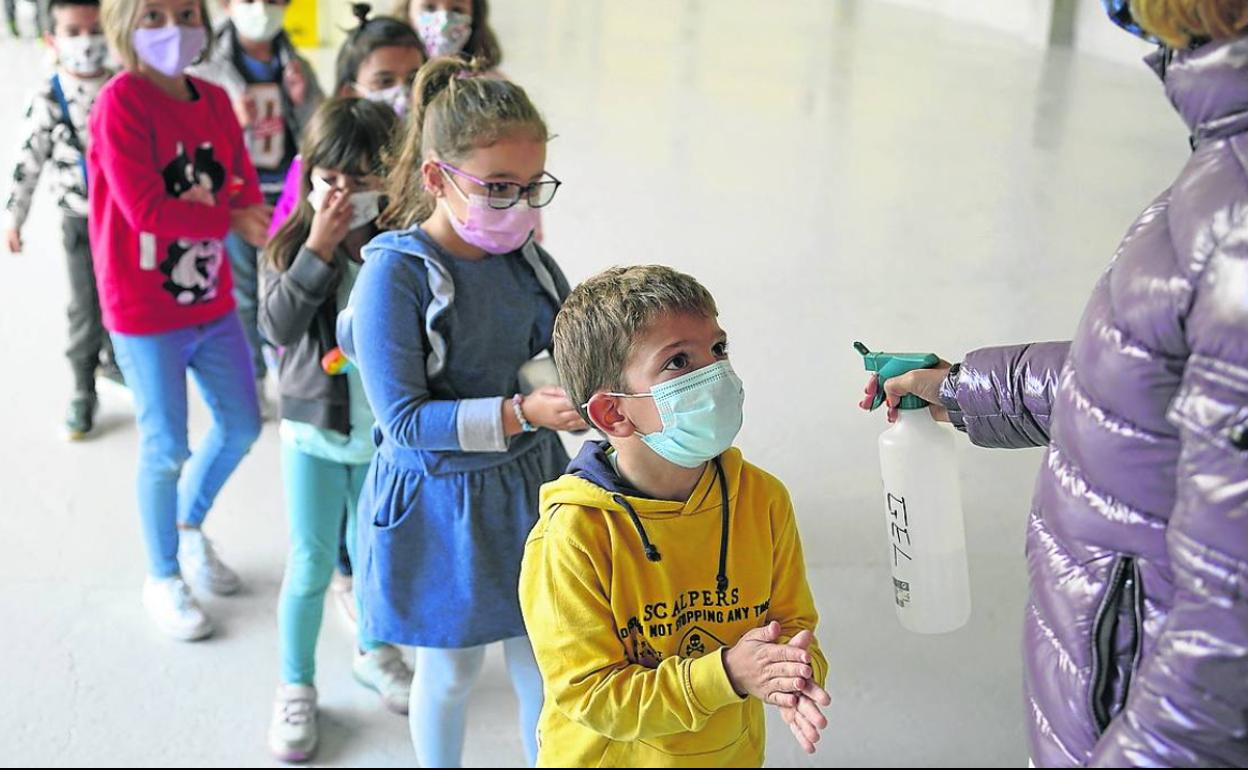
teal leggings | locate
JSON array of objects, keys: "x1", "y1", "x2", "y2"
[{"x1": 278, "y1": 444, "x2": 383, "y2": 685}]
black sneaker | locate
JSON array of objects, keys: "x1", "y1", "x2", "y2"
[{"x1": 65, "y1": 393, "x2": 98, "y2": 441}]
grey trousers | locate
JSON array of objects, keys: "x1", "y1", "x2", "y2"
[{"x1": 62, "y1": 214, "x2": 112, "y2": 394}]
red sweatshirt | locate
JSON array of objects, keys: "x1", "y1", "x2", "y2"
[{"x1": 88, "y1": 71, "x2": 263, "y2": 335}]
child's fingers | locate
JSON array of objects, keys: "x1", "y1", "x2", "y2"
[
  {"x1": 762, "y1": 661, "x2": 812, "y2": 682},
  {"x1": 760, "y1": 643, "x2": 811, "y2": 666},
  {"x1": 796, "y1": 693, "x2": 828, "y2": 729},
  {"x1": 327, "y1": 188, "x2": 351, "y2": 214},
  {"x1": 787, "y1": 629, "x2": 814, "y2": 649},
  {"x1": 788, "y1": 720, "x2": 815, "y2": 754},
  {"x1": 802, "y1": 679, "x2": 832, "y2": 707},
  {"x1": 551, "y1": 405, "x2": 580, "y2": 422},
  {"x1": 792, "y1": 708, "x2": 822, "y2": 743},
  {"x1": 789, "y1": 711, "x2": 820, "y2": 752},
  {"x1": 739, "y1": 621, "x2": 782, "y2": 645},
  {"x1": 766, "y1": 690, "x2": 799, "y2": 708},
  {"x1": 766, "y1": 676, "x2": 809, "y2": 695}
]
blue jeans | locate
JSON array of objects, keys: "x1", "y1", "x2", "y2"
[
  {"x1": 278, "y1": 444, "x2": 383, "y2": 685},
  {"x1": 409, "y1": 637, "x2": 543, "y2": 768},
  {"x1": 111, "y1": 315, "x2": 261, "y2": 578}
]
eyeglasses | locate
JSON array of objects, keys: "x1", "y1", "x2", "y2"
[{"x1": 436, "y1": 161, "x2": 561, "y2": 209}]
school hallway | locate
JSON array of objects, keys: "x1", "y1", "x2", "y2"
[{"x1": 0, "y1": 0, "x2": 1188, "y2": 766}]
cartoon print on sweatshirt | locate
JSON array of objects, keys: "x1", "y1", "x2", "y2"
[{"x1": 158, "y1": 142, "x2": 228, "y2": 305}]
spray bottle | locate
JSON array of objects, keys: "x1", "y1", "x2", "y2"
[{"x1": 855, "y1": 342, "x2": 971, "y2": 634}]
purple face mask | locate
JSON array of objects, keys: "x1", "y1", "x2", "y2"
[
  {"x1": 438, "y1": 164, "x2": 541, "y2": 254},
  {"x1": 132, "y1": 25, "x2": 207, "y2": 77}
]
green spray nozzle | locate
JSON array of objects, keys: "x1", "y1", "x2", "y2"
[{"x1": 855, "y1": 341, "x2": 940, "y2": 411}]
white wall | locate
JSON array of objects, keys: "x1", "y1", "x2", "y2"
[
  {"x1": 880, "y1": 0, "x2": 1157, "y2": 67},
  {"x1": 882, "y1": 0, "x2": 1056, "y2": 46},
  {"x1": 1071, "y1": 0, "x2": 1157, "y2": 64}
]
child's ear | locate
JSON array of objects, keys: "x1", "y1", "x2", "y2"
[
  {"x1": 420, "y1": 159, "x2": 445, "y2": 197},
  {"x1": 587, "y1": 393, "x2": 636, "y2": 439}
]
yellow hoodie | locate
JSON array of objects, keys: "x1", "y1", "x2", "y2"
[{"x1": 519, "y1": 444, "x2": 826, "y2": 768}]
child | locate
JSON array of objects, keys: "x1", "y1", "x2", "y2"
[
  {"x1": 4, "y1": 0, "x2": 117, "y2": 440},
  {"x1": 189, "y1": 0, "x2": 324, "y2": 416},
  {"x1": 519, "y1": 265, "x2": 832, "y2": 766},
  {"x1": 337, "y1": 56, "x2": 582, "y2": 767},
  {"x1": 396, "y1": 0, "x2": 501, "y2": 67},
  {"x1": 337, "y1": 3, "x2": 425, "y2": 114},
  {"x1": 267, "y1": 5, "x2": 424, "y2": 239},
  {"x1": 261, "y1": 5, "x2": 424, "y2": 629},
  {"x1": 258, "y1": 97, "x2": 413, "y2": 761},
  {"x1": 94, "y1": 0, "x2": 271, "y2": 639}
]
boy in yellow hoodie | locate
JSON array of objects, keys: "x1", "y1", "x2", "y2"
[{"x1": 519, "y1": 265, "x2": 830, "y2": 767}]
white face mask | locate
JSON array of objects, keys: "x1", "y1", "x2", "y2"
[
  {"x1": 231, "y1": 0, "x2": 286, "y2": 42},
  {"x1": 308, "y1": 176, "x2": 381, "y2": 231},
  {"x1": 360, "y1": 83, "x2": 409, "y2": 119},
  {"x1": 58, "y1": 34, "x2": 109, "y2": 75}
]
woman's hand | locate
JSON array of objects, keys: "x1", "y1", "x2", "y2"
[{"x1": 859, "y1": 360, "x2": 952, "y2": 423}]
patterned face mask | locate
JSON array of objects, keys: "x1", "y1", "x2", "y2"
[{"x1": 416, "y1": 9, "x2": 472, "y2": 58}]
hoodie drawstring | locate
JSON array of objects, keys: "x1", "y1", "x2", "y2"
[
  {"x1": 615, "y1": 494, "x2": 662, "y2": 562},
  {"x1": 713, "y1": 457, "x2": 730, "y2": 594},
  {"x1": 616, "y1": 458, "x2": 731, "y2": 593}
]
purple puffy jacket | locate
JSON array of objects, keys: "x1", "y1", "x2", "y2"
[{"x1": 938, "y1": 39, "x2": 1248, "y2": 767}]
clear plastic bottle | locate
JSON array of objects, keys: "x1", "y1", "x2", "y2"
[{"x1": 857, "y1": 343, "x2": 971, "y2": 634}]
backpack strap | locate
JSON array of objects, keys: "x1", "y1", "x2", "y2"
[{"x1": 49, "y1": 74, "x2": 87, "y2": 189}]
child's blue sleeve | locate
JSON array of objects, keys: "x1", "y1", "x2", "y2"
[{"x1": 338, "y1": 251, "x2": 506, "y2": 454}]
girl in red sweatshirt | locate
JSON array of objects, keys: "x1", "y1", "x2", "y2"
[{"x1": 92, "y1": 0, "x2": 272, "y2": 641}]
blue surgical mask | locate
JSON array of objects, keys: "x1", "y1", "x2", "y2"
[{"x1": 608, "y1": 361, "x2": 745, "y2": 469}]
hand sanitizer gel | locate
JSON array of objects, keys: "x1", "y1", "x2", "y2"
[{"x1": 856, "y1": 342, "x2": 971, "y2": 634}]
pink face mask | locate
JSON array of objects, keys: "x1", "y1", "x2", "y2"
[{"x1": 437, "y1": 162, "x2": 542, "y2": 254}]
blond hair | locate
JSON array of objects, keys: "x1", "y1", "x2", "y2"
[
  {"x1": 379, "y1": 56, "x2": 547, "y2": 229},
  {"x1": 101, "y1": 0, "x2": 213, "y2": 71},
  {"x1": 553, "y1": 266, "x2": 719, "y2": 421},
  {"x1": 1132, "y1": 0, "x2": 1248, "y2": 47}
]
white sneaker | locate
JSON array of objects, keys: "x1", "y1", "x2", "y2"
[
  {"x1": 268, "y1": 684, "x2": 318, "y2": 762},
  {"x1": 353, "y1": 646, "x2": 413, "y2": 715},
  {"x1": 178, "y1": 529, "x2": 242, "y2": 596},
  {"x1": 142, "y1": 576, "x2": 213, "y2": 641},
  {"x1": 329, "y1": 572, "x2": 358, "y2": 632}
]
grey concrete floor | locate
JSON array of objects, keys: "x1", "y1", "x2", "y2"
[{"x1": 0, "y1": 1, "x2": 1189, "y2": 766}]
